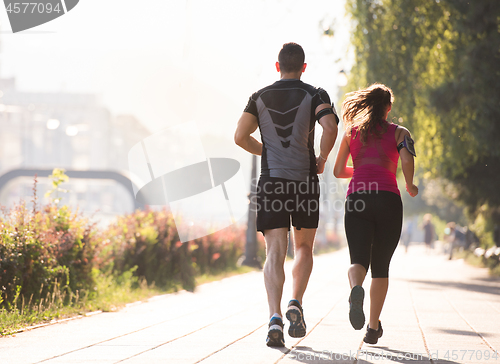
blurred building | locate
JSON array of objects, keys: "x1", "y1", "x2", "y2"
[
  {"x1": 0, "y1": 77, "x2": 150, "y2": 222},
  {"x1": 107, "y1": 114, "x2": 150, "y2": 171}
]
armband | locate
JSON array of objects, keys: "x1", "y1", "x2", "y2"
[
  {"x1": 397, "y1": 135, "x2": 416, "y2": 157},
  {"x1": 316, "y1": 105, "x2": 340, "y2": 125},
  {"x1": 315, "y1": 107, "x2": 334, "y2": 121}
]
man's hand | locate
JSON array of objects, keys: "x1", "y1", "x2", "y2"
[
  {"x1": 406, "y1": 183, "x2": 419, "y2": 197},
  {"x1": 316, "y1": 156, "x2": 326, "y2": 174}
]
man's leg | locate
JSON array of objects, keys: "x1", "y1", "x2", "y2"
[
  {"x1": 263, "y1": 227, "x2": 289, "y2": 318},
  {"x1": 284, "y1": 227, "x2": 315, "y2": 338},
  {"x1": 291, "y1": 227, "x2": 316, "y2": 304}
]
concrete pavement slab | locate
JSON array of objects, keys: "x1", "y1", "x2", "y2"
[{"x1": 1, "y1": 243, "x2": 498, "y2": 364}]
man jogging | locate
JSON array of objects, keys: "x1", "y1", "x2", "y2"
[{"x1": 234, "y1": 42, "x2": 338, "y2": 347}]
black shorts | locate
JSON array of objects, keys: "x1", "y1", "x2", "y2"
[{"x1": 255, "y1": 176, "x2": 320, "y2": 233}]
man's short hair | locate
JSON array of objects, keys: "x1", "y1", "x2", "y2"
[{"x1": 278, "y1": 43, "x2": 305, "y2": 73}]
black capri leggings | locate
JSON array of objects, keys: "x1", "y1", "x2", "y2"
[{"x1": 345, "y1": 191, "x2": 403, "y2": 278}]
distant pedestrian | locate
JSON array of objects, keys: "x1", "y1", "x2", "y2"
[
  {"x1": 446, "y1": 222, "x2": 466, "y2": 260},
  {"x1": 401, "y1": 220, "x2": 414, "y2": 253},
  {"x1": 464, "y1": 226, "x2": 479, "y2": 250},
  {"x1": 422, "y1": 214, "x2": 435, "y2": 251},
  {"x1": 334, "y1": 83, "x2": 418, "y2": 345}
]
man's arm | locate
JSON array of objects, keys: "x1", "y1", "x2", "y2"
[
  {"x1": 234, "y1": 112, "x2": 262, "y2": 156},
  {"x1": 315, "y1": 103, "x2": 338, "y2": 174}
]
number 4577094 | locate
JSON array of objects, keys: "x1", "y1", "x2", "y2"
[
  {"x1": 6, "y1": 2, "x2": 62, "y2": 14},
  {"x1": 443, "y1": 350, "x2": 499, "y2": 361}
]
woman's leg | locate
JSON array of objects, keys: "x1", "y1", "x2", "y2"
[
  {"x1": 348, "y1": 264, "x2": 367, "y2": 288},
  {"x1": 369, "y1": 278, "x2": 388, "y2": 330},
  {"x1": 369, "y1": 192, "x2": 403, "y2": 330},
  {"x1": 345, "y1": 193, "x2": 374, "y2": 329},
  {"x1": 345, "y1": 194, "x2": 373, "y2": 282}
]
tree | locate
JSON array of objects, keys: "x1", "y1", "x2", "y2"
[{"x1": 345, "y1": 0, "x2": 500, "y2": 244}]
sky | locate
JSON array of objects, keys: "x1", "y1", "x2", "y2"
[
  {"x1": 0, "y1": 0, "x2": 356, "y2": 225},
  {"x1": 0, "y1": 0, "x2": 351, "y2": 128},
  {"x1": 0, "y1": 0, "x2": 353, "y2": 179}
]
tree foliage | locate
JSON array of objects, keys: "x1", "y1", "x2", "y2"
[{"x1": 346, "y1": 0, "x2": 500, "y2": 238}]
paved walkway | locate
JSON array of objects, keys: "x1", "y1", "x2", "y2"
[{"x1": 1, "y1": 243, "x2": 499, "y2": 364}]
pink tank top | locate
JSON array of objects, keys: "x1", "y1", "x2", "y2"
[{"x1": 346, "y1": 122, "x2": 400, "y2": 196}]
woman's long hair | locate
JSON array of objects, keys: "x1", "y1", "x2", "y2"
[{"x1": 342, "y1": 83, "x2": 394, "y2": 144}]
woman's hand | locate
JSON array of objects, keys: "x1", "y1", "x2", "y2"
[{"x1": 406, "y1": 183, "x2": 418, "y2": 197}]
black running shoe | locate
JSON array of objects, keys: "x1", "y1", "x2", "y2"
[
  {"x1": 363, "y1": 321, "x2": 383, "y2": 344},
  {"x1": 349, "y1": 285, "x2": 365, "y2": 330},
  {"x1": 286, "y1": 299, "x2": 306, "y2": 338},
  {"x1": 266, "y1": 316, "x2": 285, "y2": 347}
]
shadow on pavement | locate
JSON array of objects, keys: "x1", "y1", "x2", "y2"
[
  {"x1": 288, "y1": 346, "x2": 370, "y2": 363},
  {"x1": 287, "y1": 345, "x2": 464, "y2": 363},
  {"x1": 437, "y1": 328, "x2": 494, "y2": 337},
  {"x1": 268, "y1": 346, "x2": 289, "y2": 354},
  {"x1": 408, "y1": 279, "x2": 500, "y2": 296},
  {"x1": 373, "y1": 346, "x2": 463, "y2": 364},
  {"x1": 471, "y1": 276, "x2": 500, "y2": 284}
]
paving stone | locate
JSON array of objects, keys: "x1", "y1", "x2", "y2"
[{"x1": 1, "y1": 244, "x2": 498, "y2": 364}]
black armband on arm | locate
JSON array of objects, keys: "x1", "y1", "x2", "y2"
[
  {"x1": 316, "y1": 107, "x2": 333, "y2": 121},
  {"x1": 397, "y1": 135, "x2": 417, "y2": 157},
  {"x1": 316, "y1": 106, "x2": 339, "y2": 125}
]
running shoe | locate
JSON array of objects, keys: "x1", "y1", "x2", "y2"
[
  {"x1": 286, "y1": 299, "x2": 306, "y2": 338},
  {"x1": 363, "y1": 321, "x2": 383, "y2": 344},
  {"x1": 349, "y1": 285, "x2": 365, "y2": 330},
  {"x1": 266, "y1": 316, "x2": 285, "y2": 347}
]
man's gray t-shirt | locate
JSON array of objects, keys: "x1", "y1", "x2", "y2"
[{"x1": 244, "y1": 79, "x2": 336, "y2": 181}]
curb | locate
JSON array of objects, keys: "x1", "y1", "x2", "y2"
[{"x1": 10, "y1": 310, "x2": 103, "y2": 335}]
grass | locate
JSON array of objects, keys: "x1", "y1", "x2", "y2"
[
  {"x1": 1, "y1": 237, "x2": 337, "y2": 336},
  {"x1": 0, "y1": 265, "x2": 261, "y2": 336},
  {"x1": 1, "y1": 272, "x2": 163, "y2": 336},
  {"x1": 454, "y1": 249, "x2": 500, "y2": 277},
  {"x1": 1, "y1": 282, "x2": 88, "y2": 336}
]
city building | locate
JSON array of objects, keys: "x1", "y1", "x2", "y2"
[{"x1": 0, "y1": 77, "x2": 150, "y2": 223}]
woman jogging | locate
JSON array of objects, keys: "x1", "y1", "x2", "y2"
[{"x1": 333, "y1": 83, "x2": 418, "y2": 344}]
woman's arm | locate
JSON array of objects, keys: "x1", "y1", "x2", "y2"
[
  {"x1": 333, "y1": 133, "x2": 353, "y2": 178},
  {"x1": 396, "y1": 127, "x2": 418, "y2": 197}
]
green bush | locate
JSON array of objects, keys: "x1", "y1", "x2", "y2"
[
  {"x1": 0, "y1": 202, "x2": 100, "y2": 309},
  {"x1": 1, "y1": 170, "x2": 250, "y2": 318},
  {"x1": 101, "y1": 209, "x2": 246, "y2": 292}
]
